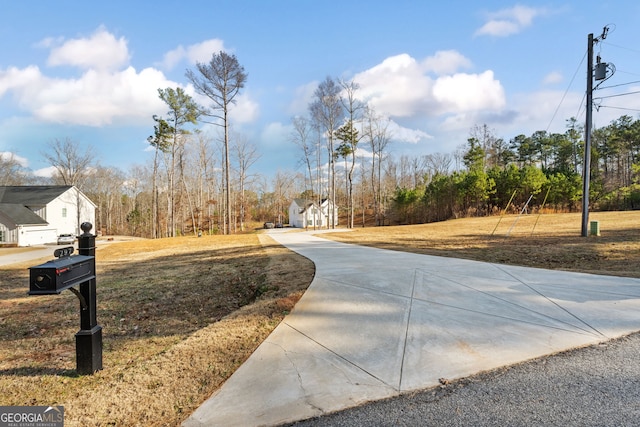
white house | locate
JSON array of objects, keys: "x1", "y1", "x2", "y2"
[
  {"x1": 0, "y1": 186, "x2": 96, "y2": 247},
  {"x1": 288, "y1": 198, "x2": 338, "y2": 229}
]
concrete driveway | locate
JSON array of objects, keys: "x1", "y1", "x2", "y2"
[{"x1": 184, "y1": 229, "x2": 640, "y2": 427}]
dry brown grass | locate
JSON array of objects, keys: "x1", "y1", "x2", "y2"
[
  {"x1": 0, "y1": 211, "x2": 639, "y2": 426},
  {"x1": 324, "y1": 211, "x2": 640, "y2": 278},
  {"x1": 0, "y1": 233, "x2": 314, "y2": 426}
]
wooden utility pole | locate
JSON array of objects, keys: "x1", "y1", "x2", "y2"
[
  {"x1": 581, "y1": 32, "x2": 594, "y2": 237},
  {"x1": 582, "y1": 26, "x2": 609, "y2": 237}
]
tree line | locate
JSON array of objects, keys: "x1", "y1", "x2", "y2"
[
  {"x1": 290, "y1": 75, "x2": 640, "y2": 228},
  {"x1": 2, "y1": 57, "x2": 639, "y2": 236},
  {"x1": 391, "y1": 117, "x2": 640, "y2": 225}
]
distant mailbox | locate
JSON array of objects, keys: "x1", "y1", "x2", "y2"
[{"x1": 29, "y1": 254, "x2": 95, "y2": 295}]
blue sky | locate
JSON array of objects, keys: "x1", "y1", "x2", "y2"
[{"x1": 1, "y1": 1, "x2": 639, "y2": 180}]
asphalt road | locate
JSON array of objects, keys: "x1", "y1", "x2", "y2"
[
  {"x1": 0, "y1": 238, "x2": 129, "y2": 267},
  {"x1": 0, "y1": 245, "x2": 62, "y2": 267},
  {"x1": 286, "y1": 331, "x2": 640, "y2": 426}
]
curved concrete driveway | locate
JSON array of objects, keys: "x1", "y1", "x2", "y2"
[{"x1": 184, "y1": 229, "x2": 640, "y2": 427}]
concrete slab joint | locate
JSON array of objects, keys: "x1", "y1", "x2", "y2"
[{"x1": 184, "y1": 229, "x2": 640, "y2": 427}]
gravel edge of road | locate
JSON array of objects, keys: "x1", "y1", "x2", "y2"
[{"x1": 285, "y1": 331, "x2": 640, "y2": 426}]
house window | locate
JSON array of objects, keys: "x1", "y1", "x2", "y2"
[
  {"x1": 62, "y1": 207, "x2": 67, "y2": 218},
  {"x1": 0, "y1": 230, "x2": 4, "y2": 242}
]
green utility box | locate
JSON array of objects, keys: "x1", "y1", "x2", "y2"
[{"x1": 590, "y1": 220, "x2": 600, "y2": 236}]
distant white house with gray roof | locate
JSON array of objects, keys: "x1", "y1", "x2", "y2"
[
  {"x1": 288, "y1": 198, "x2": 337, "y2": 229},
  {"x1": 0, "y1": 186, "x2": 96, "y2": 246}
]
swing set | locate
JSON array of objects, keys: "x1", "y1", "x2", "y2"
[{"x1": 490, "y1": 186, "x2": 551, "y2": 237}]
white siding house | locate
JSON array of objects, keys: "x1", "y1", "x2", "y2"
[
  {"x1": 0, "y1": 186, "x2": 96, "y2": 247},
  {"x1": 288, "y1": 199, "x2": 338, "y2": 229}
]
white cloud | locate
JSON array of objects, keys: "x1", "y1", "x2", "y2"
[
  {"x1": 421, "y1": 50, "x2": 472, "y2": 75},
  {"x1": 510, "y1": 85, "x2": 640, "y2": 137},
  {"x1": 230, "y1": 92, "x2": 260, "y2": 124},
  {"x1": 513, "y1": 90, "x2": 568, "y2": 125},
  {"x1": 285, "y1": 52, "x2": 504, "y2": 154},
  {"x1": 491, "y1": 89, "x2": 583, "y2": 138},
  {"x1": 0, "y1": 65, "x2": 42, "y2": 98},
  {"x1": 543, "y1": 71, "x2": 563, "y2": 85},
  {"x1": 188, "y1": 39, "x2": 227, "y2": 64},
  {"x1": 387, "y1": 120, "x2": 433, "y2": 144},
  {"x1": 476, "y1": 20, "x2": 520, "y2": 38},
  {"x1": 21, "y1": 66, "x2": 171, "y2": 126},
  {"x1": 1, "y1": 151, "x2": 29, "y2": 167},
  {"x1": 288, "y1": 81, "x2": 318, "y2": 115},
  {"x1": 33, "y1": 165, "x2": 57, "y2": 178},
  {"x1": 0, "y1": 64, "x2": 172, "y2": 126},
  {"x1": 160, "y1": 47, "x2": 187, "y2": 71},
  {"x1": 160, "y1": 38, "x2": 226, "y2": 69},
  {"x1": 433, "y1": 70, "x2": 505, "y2": 112},
  {"x1": 191, "y1": 89, "x2": 259, "y2": 125},
  {"x1": 353, "y1": 53, "x2": 505, "y2": 119},
  {"x1": 46, "y1": 26, "x2": 130, "y2": 71},
  {"x1": 475, "y1": 5, "x2": 546, "y2": 37},
  {"x1": 0, "y1": 27, "x2": 181, "y2": 127},
  {"x1": 1, "y1": 29, "x2": 242, "y2": 131},
  {"x1": 261, "y1": 121, "x2": 289, "y2": 147},
  {"x1": 354, "y1": 54, "x2": 434, "y2": 117}
]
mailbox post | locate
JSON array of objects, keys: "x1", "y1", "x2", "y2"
[
  {"x1": 28, "y1": 222, "x2": 102, "y2": 375},
  {"x1": 75, "y1": 222, "x2": 102, "y2": 375}
]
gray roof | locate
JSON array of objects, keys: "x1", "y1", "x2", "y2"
[
  {"x1": 0, "y1": 203, "x2": 48, "y2": 226},
  {"x1": 0, "y1": 186, "x2": 74, "y2": 227},
  {"x1": 0, "y1": 185, "x2": 73, "y2": 205},
  {"x1": 292, "y1": 198, "x2": 334, "y2": 210},
  {"x1": 293, "y1": 198, "x2": 315, "y2": 208}
]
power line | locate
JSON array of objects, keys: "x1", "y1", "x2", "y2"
[
  {"x1": 615, "y1": 69, "x2": 640, "y2": 78},
  {"x1": 575, "y1": 92, "x2": 587, "y2": 122},
  {"x1": 596, "y1": 105, "x2": 640, "y2": 113},
  {"x1": 602, "y1": 41, "x2": 640, "y2": 55},
  {"x1": 599, "y1": 80, "x2": 640, "y2": 90},
  {"x1": 595, "y1": 90, "x2": 640, "y2": 100},
  {"x1": 545, "y1": 48, "x2": 587, "y2": 133}
]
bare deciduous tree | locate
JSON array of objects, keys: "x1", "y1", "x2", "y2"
[
  {"x1": 191, "y1": 131, "x2": 218, "y2": 234},
  {"x1": 425, "y1": 152, "x2": 453, "y2": 177},
  {"x1": 42, "y1": 138, "x2": 95, "y2": 234},
  {"x1": 83, "y1": 165, "x2": 126, "y2": 235},
  {"x1": 338, "y1": 79, "x2": 364, "y2": 228},
  {"x1": 43, "y1": 137, "x2": 94, "y2": 188},
  {"x1": 231, "y1": 132, "x2": 260, "y2": 231},
  {"x1": 310, "y1": 76, "x2": 343, "y2": 228},
  {"x1": 0, "y1": 152, "x2": 30, "y2": 185},
  {"x1": 291, "y1": 116, "x2": 316, "y2": 195},
  {"x1": 362, "y1": 107, "x2": 392, "y2": 225}
]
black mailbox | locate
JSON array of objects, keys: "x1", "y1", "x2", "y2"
[
  {"x1": 29, "y1": 255, "x2": 95, "y2": 295},
  {"x1": 27, "y1": 224, "x2": 102, "y2": 375}
]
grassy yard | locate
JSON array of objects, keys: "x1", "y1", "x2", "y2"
[
  {"x1": 0, "y1": 233, "x2": 314, "y2": 426},
  {"x1": 326, "y1": 211, "x2": 640, "y2": 278},
  {"x1": 0, "y1": 211, "x2": 639, "y2": 425}
]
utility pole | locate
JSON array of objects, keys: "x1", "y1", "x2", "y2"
[
  {"x1": 582, "y1": 26, "x2": 609, "y2": 237},
  {"x1": 581, "y1": 32, "x2": 594, "y2": 237}
]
